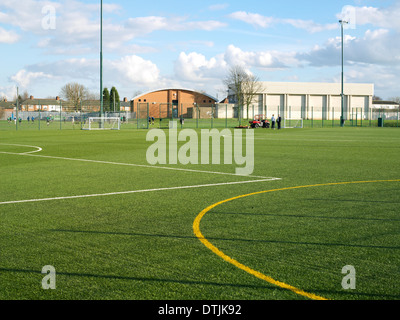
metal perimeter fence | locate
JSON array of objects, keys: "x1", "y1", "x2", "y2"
[{"x1": 1, "y1": 101, "x2": 399, "y2": 131}]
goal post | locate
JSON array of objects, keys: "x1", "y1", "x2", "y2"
[
  {"x1": 284, "y1": 118, "x2": 303, "y2": 129},
  {"x1": 82, "y1": 117, "x2": 121, "y2": 130}
]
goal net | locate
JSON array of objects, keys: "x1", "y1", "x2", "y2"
[
  {"x1": 284, "y1": 118, "x2": 303, "y2": 128},
  {"x1": 82, "y1": 117, "x2": 121, "y2": 130}
]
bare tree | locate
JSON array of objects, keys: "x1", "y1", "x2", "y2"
[
  {"x1": 60, "y1": 83, "x2": 90, "y2": 111},
  {"x1": 389, "y1": 97, "x2": 400, "y2": 104},
  {"x1": 223, "y1": 65, "x2": 262, "y2": 123},
  {"x1": 133, "y1": 90, "x2": 143, "y2": 98},
  {"x1": 22, "y1": 90, "x2": 30, "y2": 101},
  {"x1": 223, "y1": 65, "x2": 246, "y2": 107},
  {"x1": 242, "y1": 73, "x2": 262, "y2": 119}
]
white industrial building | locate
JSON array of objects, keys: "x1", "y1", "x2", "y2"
[{"x1": 228, "y1": 81, "x2": 374, "y2": 120}]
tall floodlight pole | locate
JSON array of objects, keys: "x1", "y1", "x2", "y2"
[
  {"x1": 339, "y1": 20, "x2": 348, "y2": 127},
  {"x1": 16, "y1": 86, "x2": 19, "y2": 131},
  {"x1": 100, "y1": 0, "x2": 103, "y2": 117}
]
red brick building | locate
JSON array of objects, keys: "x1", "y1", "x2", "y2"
[{"x1": 132, "y1": 88, "x2": 218, "y2": 119}]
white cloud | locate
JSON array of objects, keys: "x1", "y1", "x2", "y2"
[
  {"x1": 229, "y1": 11, "x2": 273, "y2": 29},
  {"x1": 174, "y1": 51, "x2": 228, "y2": 82},
  {"x1": 10, "y1": 69, "x2": 54, "y2": 88},
  {"x1": 229, "y1": 11, "x2": 338, "y2": 33},
  {"x1": 174, "y1": 45, "x2": 298, "y2": 86},
  {"x1": 110, "y1": 55, "x2": 161, "y2": 86},
  {"x1": 351, "y1": 5, "x2": 400, "y2": 31},
  {"x1": 125, "y1": 16, "x2": 226, "y2": 33},
  {"x1": 0, "y1": 27, "x2": 19, "y2": 43},
  {"x1": 298, "y1": 28, "x2": 400, "y2": 67},
  {"x1": 125, "y1": 16, "x2": 169, "y2": 35},
  {"x1": 224, "y1": 45, "x2": 294, "y2": 69},
  {"x1": 282, "y1": 19, "x2": 337, "y2": 33},
  {"x1": 208, "y1": 3, "x2": 229, "y2": 11},
  {"x1": 7, "y1": 54, "x2": 162, "y2": 96},
  {"x1": 0, "y1": 0, "x2": 61, "y2": 33},
  {"x1": 0, "y1": 0, "x2": 226, "y2": 55},
  {"x1": 8, "y1": 51, "x2": 228, "y2": 100},
  {"x1": 0, "y1": 85, "x2": 17, "y2": 100}
]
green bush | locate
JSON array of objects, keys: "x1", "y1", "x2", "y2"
[{"x1": 384, "y1": 120, "x2": 400, "y2": 127}]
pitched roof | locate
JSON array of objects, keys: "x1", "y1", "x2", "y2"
[
  {"x1": 21, "y1": 98, "x2": 64, "y2": 105},
  {"x1": 0, "y1": 101, "x2": 16, "y2": 108},
  {"x1": 373, "y1": 100, "x2": 399, "y2": 105}
]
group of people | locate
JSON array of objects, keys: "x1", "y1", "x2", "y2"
[
  {"x1": 147, "y1": 117, "x2": 185, "y2": 126},
  {"x1": 7, "y1": 117, "x2": 24, "y2": 124},
  {"x1": 7, "y1": 116, "x2": 56, "y2": 125},
  {"x1": 270, "y1": 114, "x2": 282, "y2": 130}
]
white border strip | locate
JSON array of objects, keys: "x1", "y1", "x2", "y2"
[{"x1": 0, "y1": 178, "x2": 279, "y2": 205}]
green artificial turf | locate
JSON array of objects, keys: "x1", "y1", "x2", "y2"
[{"x1": 0, "y1": 126, "x2": 399, "y2": 300}]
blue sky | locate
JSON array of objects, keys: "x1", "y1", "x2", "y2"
[{"x1": 1, "y1": 0, "x2": 399, "y2": 100}]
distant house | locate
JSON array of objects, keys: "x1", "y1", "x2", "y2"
[
  {"x1": 15, "y1": 95, "x2": 132, "y2": 113},
  {"x1": 120, "y1": 97, "x2": 132, "y2": 112},
  {"x1": 82, "y1": 97, "x2": 131, "y2": 112},
  {"x1": 0, "y1": 99, "x2": 17, "y2": 120},
  {"x1": 21, "y1": 96, "x2": 63, "y2": 111},
  {"x1": 371, "y1": 101, "x2": 400, "y2": 120},
  {"x1": 372, "y1": 100, "x2": 400, "y2": 110},
  {"x1": 0, "y1": 98, "x2": 16, "y2": 110}
]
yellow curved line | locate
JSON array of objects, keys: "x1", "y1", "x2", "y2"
[{"x1": 193, "y1": 180, "x2": 400, "y2": 300}]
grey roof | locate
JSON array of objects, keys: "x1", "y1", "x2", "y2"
[
  {"x1": 0, "y1": 101, "x2": 16, "y2": 108},
  {"x1": 21, "y1": 98, "x2": 64, "y2": 105},
  {"x1": 373, "y1": 100, "x2": 399, "y2": 105}
]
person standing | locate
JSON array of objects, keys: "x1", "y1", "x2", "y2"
[
  {"x1": 277, "y1": 114, "x2": 282, "y2": 130},
  {"x1": 271, "y1": 114, "x2": 276, "y2": 130}
]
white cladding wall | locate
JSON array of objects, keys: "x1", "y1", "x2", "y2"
[{"x1": 252, "y1": 82, "x2": 374, "y2": 120}]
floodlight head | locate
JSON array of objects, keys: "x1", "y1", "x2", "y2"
[{"x1": 339, "y1": 20, "x2": 349, "y2": 24}]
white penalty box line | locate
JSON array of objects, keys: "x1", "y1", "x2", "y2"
[{"x1": 0, "y1": 149, "x2": 281, "y2": 205}]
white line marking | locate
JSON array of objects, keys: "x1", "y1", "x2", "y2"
[
  {"x1": 253, "y1": 138, "x2": 356, "y2": 142},
  {"x1": 0, "y1": 143, "x2": 282, "y2": 205},
  {"x1": 0, "y1": 143, "x2": 43, "y2": 154},
  {"x1": 0, "y1": 178, "x2": 280, "y2": 205},
  {"x1": 0, "y1": 151, "x2": 276, "y2": 180}
]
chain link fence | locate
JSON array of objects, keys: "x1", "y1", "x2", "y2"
[{"x1": 1, "y1": 100, "x2": 399, "y2": 131}]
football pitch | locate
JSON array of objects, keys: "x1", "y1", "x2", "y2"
[{"x1": 0, "y1": 126, "x2": 399, "y2": 300}]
